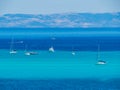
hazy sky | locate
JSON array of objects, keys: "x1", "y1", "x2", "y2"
[{"x1": 0, "y1": 0, "x2": 120, "y2": 14}]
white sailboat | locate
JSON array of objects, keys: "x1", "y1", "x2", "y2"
[
  {"x1": 96, "y1": 44, "x2": 106, "y2": 65},
  {"x1": 24, "y1": 45, "x2": 38, "y2": 56},
  {"x1": 49, "y1": 46, "x2": 55, "y2": 52},
  {"x1": 24, "y1": 45, "x2": 30, "y2": 55},
  {"x1": 72, "y1": 51, "x2": 76, "y2": 55},
  {"x1": 71, "y1": 46, "x2": 76, "y2": 55},
  {"x1": 9, "y1": 37, "x2": 17, "y2": 54},
  {"x1": 25, "y1": 51, "x2": 38, "y2": 56}
]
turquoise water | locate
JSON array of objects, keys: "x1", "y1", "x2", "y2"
[
  {"x1": 0, "y1": 49, "x2": 120, "y2": 80},
  {"x1": 0, "y1": 28, "x2": 120, "y2": 89}
]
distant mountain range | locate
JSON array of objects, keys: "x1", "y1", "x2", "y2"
[{"x1": 0, "y1": 13, "x2": 120, "y2": 28}]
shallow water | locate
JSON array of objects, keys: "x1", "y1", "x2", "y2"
[{"x1": 0, "y1": 49, "x2": 120, "y2": 79}]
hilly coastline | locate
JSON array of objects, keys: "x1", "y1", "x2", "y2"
[{"x1": 0, "y1": 12, "x2": 120, "y2": 28}]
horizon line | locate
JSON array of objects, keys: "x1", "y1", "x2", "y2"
[{"x1": 1, "y1": 11, "x2": 120, "y2": 15}]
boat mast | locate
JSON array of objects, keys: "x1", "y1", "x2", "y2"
[
  {"x1": 10, "y1": 37, "x2": 14, "y2": 51},
  {"x1": 24, "y1": 44, "x2": 28, "y2": 52},
  {"x1": 97, "y1": 44, "x2": 100, "y2": 61}
]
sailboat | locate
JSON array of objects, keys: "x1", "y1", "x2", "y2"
[
  {"x1": 49, "y1": 46, "x2": 55, "y2": 52},
  {"x1": 25, "y1": 51, "x2": 38, "y2": 56},
  {"x1": 96, "y1": 44, "x2": 106, "y2": 65},
  {"x1": 71, "y1": 46, "x2": 76, "y2": 55},
  {"x1": 72, "y1": 51, "x2": 76, "y2": 55},
  {"x1": 24, "y1": 45, "x2": 38, "y2": 56},
  {"x1": 9, "y1": 37, "x2": 17, "y2": 54}
]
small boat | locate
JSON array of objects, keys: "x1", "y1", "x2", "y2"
[
  {"x1": 49, "y1": 46, "x2": 55, "y2": 52},
  {"x1": 24, "y1": 45, "x2": 38, "y2": 56},
  {"x1": 71, "y1": 46, "x2": 76, "y2": 55},
  {"x1": 97, "y1": 60, "x2": 106, "y2": 65},
  {"x1": 96, "y1": 44, "x2": 106, "y2": 65},
  {"x1": 25, "y1": 52, "x2": 38, "y2": 56},
  {"x1": 9, "y1": 37, "x2": 17, "y2": 54},
  {"x1": 10, "y1": 50, "x2": 17, "y2": 54},
  {"x1": 72, "y1": 51, "x2": 76, "y2": 55}
]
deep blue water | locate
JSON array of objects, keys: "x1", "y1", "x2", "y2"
[
  {"x1": 0, "y1": 79, "x2": 120, "y2": 90},
  {"x1": 0, "y1": 28, "x2": 120, "y2": 51}
]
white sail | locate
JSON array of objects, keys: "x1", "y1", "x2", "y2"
[{"x1": 49, "y1": 46, "x2": 55, "y2": 52}]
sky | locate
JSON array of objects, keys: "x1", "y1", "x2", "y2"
[{"x1": 0, "y1": 0, "x2": 120, "y2": 14}]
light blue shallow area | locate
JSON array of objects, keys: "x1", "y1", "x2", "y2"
[{"x1": 0, "y1": 49, "x2": 120, "y2": 80}]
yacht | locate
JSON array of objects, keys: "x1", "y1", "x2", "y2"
[
  {"x1": 97, "y1": 60, "x2": 106, "y2": 65},
  {"x1": 72, "y1": 51, "x2": 76, "y2": 55},
  {"x1": 96, "y1": 44, "x2": 106, "y2": 65},
  {"x1": 49, "y1": 46, "x2": 55, "y2": 52},
  {"x1": 24, "y1": 45, "x2": 38, "y2": 56},
  {"x1": 25, "y1": 51, "x2": 38, "y2": 56},
  {"x1": 71, "y1": 46, "x2": 76, "y2": 55},
  {"x1": 10, "y1": 50, "x2": 17, "y2": 54},
  {"x1": 9, "y1": 37, "x2": 17, "y2": 54}
]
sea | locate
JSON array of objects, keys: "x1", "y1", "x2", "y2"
[{"x1": 0, "y1": 28, "x2": 120, "y2": 90}]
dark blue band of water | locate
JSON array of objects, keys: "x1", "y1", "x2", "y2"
[
  {"x1": 0, "y1": 28, "x2": 120, "y2": 51},
  {"x1": 0, "y1": 78, "x2": 120, "y2": 90}
]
